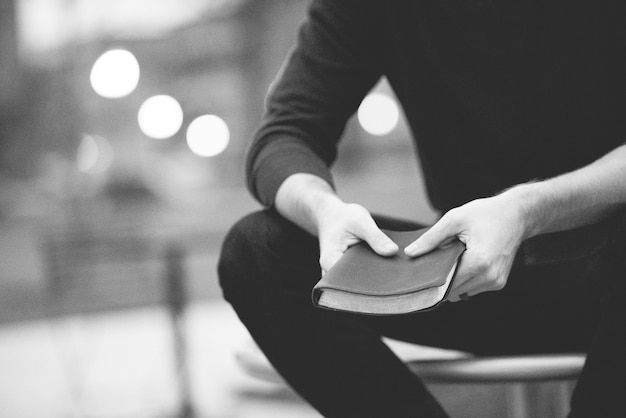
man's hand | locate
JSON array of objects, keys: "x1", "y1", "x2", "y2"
[
  {"x1": 404, "y1": 194, "x2": 528, "y2": 302},
  {"x1": 274, "y1": 173, "x2": 398, "y2": 275},
  {"x1": 317, "y1": 201, "x2": 398, "y2": 275}
]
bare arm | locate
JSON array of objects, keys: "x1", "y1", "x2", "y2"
[
  {"x1": 510, "y1": 144, "x2": 626, "y2": 237},
  {"x1": 406, "y1": 143, "x2": 626, "y2": 301}
]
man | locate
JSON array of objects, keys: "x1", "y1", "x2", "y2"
[{"x1": 219, "y1": 1, "x2": 626, "y2": 416}]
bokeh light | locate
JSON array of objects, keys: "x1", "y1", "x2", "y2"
[
  {"x1": 77, "y1": 134, "x2": 114, "y2": 174},
  {"x1": 137, "y1": 95, "x2": 184, "y2": 140},
  {"x1": 90, "y1": 49, "x2": 140, "y2": 98},
  {"x1": 186, "y1": 115, "x2": 230, "y2": 157},
  {"x1": 357, "y1": 92, "x2": 400, "y2": 136}
]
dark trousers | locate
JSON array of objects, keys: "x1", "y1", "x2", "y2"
[{"x1": 218, "y1": 210, "x2": 625, "y2": 417}]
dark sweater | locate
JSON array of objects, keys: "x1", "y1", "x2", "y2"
[{"x1": 246, "y1": 0, "x2": 625, "y2": 212}]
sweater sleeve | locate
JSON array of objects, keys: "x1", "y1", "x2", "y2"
[{"x1": 246, "y1": 0, "x2": 385, "y2": 207}]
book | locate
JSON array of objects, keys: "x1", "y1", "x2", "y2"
[{"x1": 312, "y1": 228, "x2": 465, "y2": 315}]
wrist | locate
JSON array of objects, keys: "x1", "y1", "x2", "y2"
[
  {"x1": 499, "y1": 182, "x2": 547, "y2": 240},
  {"x1": 275, "y1": 173, "x2": 342, "y2": 235},
  {"x1": 310, "y1": 190, "x2": 345, "y2": 231}
]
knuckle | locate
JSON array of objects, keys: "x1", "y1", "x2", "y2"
[
  {"x1": 444, "y1": 206, "x2": 465, "y2": 223},
  {"x1": 472, "y1": 253, "x2": 491, "y2": 272},
  {"x1": 444, "y1": 206, "x2": 460, "y2": 217},
  {"x1": 441, "y1": 208, "x2": 459, "y2": 225},
  {"x1": 478, "y1": 267, "x2": 497, "y2": 286},
  {"x1": 494, "y1": 276, "x2": 507, "y2": 290},
  {"x1": 486, "y1": 272, "x2": 506, "y2": 290}
]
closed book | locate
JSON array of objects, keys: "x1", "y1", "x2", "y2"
[{"x1": 312, "y1": 228, "x2": 465, "y2": 315}]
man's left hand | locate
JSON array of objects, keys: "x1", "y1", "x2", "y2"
[{"x1": 404, "y1": 194, "x2": 528, "y2": 302}]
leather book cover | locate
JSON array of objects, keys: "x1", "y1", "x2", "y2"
[{"x1": 312, "y1": 228, "x2": 465, "y2": 315}]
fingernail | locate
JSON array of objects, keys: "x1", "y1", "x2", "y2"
[{"x1": 383, "y1": 242, "x2": 397, "y2": 252}]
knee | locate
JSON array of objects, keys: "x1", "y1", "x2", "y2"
[
  {"x1": 217, "y1": 210, "x2": 319, "y2": 301},
  {"x1": 219, "y1": 210, "x2": 296, "y2": 271},
  {"x1": 218, "y1": 211, "x2": 264, "y2": 267},
  {"x1": 218, "y1": 211, "x2": 268, "y2": 298}
]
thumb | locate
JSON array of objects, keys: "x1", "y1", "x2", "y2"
[
  {"x1": 404, "y1": 218, "x2": 457, "y2": 257},
  {"x1": 356, "y1": 221, "x2": 399, "y2": 257}
]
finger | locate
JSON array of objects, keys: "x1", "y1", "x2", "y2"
[
  {"x1": 447, "y1": 293, "x2": 466, "y2": 303},
  {"x1": 446, "y1": 271, "x2": 476, "y2": 302},
  {"x1": 448, "y1": 283, "x2": 477, "y2": 302},
  {"x1": 448, "y1": 277, "x2": 495, "y2": 302},
  {"x1": 404, "y1": 216, "x2": 458, "y2": 257},
  {"x1": 354, "y1": 219, "x2": 399, "y2": 256},
  {"x1": 319, "y1": 247, "x2": 345, "y2": 274}
]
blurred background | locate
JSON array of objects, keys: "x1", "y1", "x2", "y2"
[{"x1": 0, "y1": 0, "x2": 444, "y2": 416}]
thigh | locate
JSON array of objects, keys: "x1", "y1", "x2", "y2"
[
  {"x1": 224, "y1": 210, "x2": 607, "y2": 356},
  {"x1": 219, "y1": 209, "x2": 322, "y2": 295},
  {"x1": 358, "y1": 243, "x2": 611, "y2": 356},
  {"x1": 222, "y1": 211, "x2": 425, "y2": 295}
]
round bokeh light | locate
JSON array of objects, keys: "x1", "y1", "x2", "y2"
[
  {"x1": 357, "y1": 92, "x2": 400, "y2": 136},
  {"x1": 77, "y1": 134, "x2": 114, "y2": 174},
  {"x1": 90, "y1": 49, "x2": 140, "y2": 98},
  {"x1": 137, "y1": 95, "x2": 184, "y2": 140},
  {"x1": 186, "y1": 114, "x2": 230, "y2": 157}
]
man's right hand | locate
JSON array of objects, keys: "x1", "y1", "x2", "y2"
[
  {"x1": 316, "y1": 201, "x2": 398, "y2": 275},
  {"x1": 275, "y1": 173, "x2": 398, "y2": 275}
]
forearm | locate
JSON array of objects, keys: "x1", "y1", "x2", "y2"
[
  {"x1": 245, "y1": 0, "x2": 384, "y2": 207},
  {"x1": 503, "y1": 144, "x2": 626, "y2": 239},
  {"x1": 406, "y1": 144, "x2": 626, "y2": 301},
  {"x1": 275, "y1": 173, "x2": 343, "y2": 236}
]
